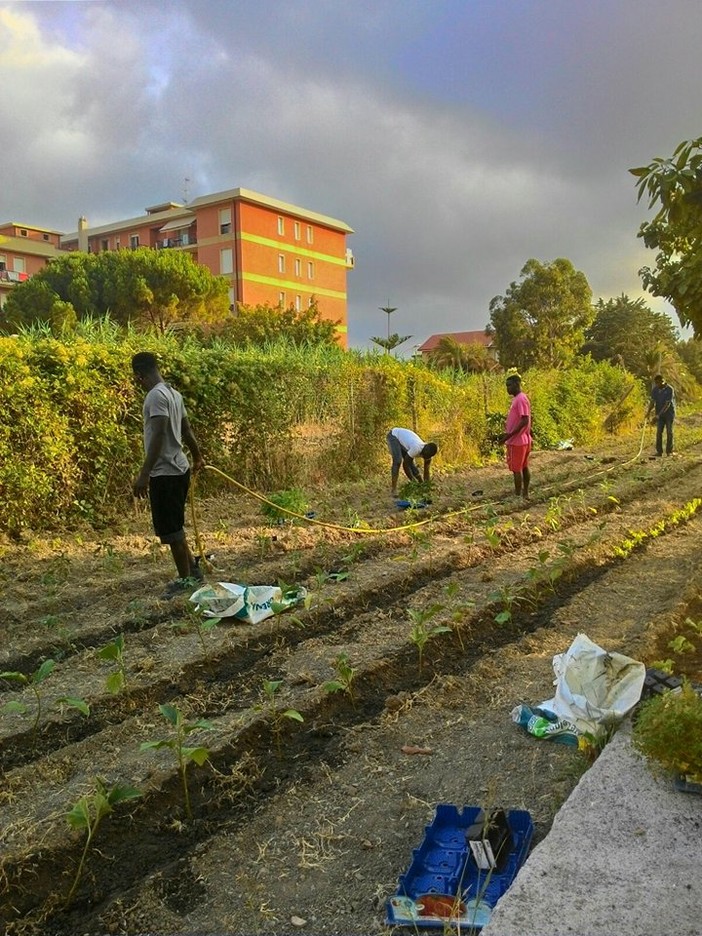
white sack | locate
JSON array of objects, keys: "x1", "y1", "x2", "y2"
[
  {"x1": 540, "y1": 633, "x2": 645, "y2": 737},
  {"x1": 189, "y1": 582, "x2": 306, "y2": 624}
]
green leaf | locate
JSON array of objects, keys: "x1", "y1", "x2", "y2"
[
  {"x1": 190, "y1": 718, "x2": 215, "y2": 731},
  {"x1": 57, "y1": 696, "x2": 90, "y2": 716},
  {"x1": 159, "y1": 703, "x2": 179, "y2": 726},
  {"x1": 66, "y1": 798, "x2": 91, "y2": 830},
  {"x1": 34, "y1": 659, "x2": 56, "y2": 684},
  {"x1": 106, "y1": 671, "x2": 124, "y2": 694},
  {"x1": 140, "y1": 739, "x2": 173, "y2": 752},
  {"x1": 323, "y1": 680, "x2": 345, "y2": 694},
  {"x1": 0, "y1": 671, "x2": 27, "y2": 685},
  {"x1": 182, "y1": 746, "x2": 211, "y2": 766},
  {"x1": 2, "y1": 701, "x2": 28, "y2": 715},
  {"x1": 495, "y1": 611, "x2": 512, "y2": 625},
  {"x1": 283, "y1": 709, "x2": 304, "y2": 723},
  {"x1": 98, "y1": 643, "x2": 120, "y2": 662},
  {"x1": 107, "y1": 783, "x2": 141, "y2": 806},
  {"x1": 629, "y1": 167, "x2": 651, "y2": 177}
]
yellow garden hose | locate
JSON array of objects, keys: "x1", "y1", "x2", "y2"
[{"x1": 188, "y1": 420, "x2": 651, "y2": 566}]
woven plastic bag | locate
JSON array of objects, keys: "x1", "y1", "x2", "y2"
[
  {"x1": 539, "y1": 633, "x2": 645, "y2": 738},
  {"x1": 189, "y1": 582, "x2": 306, "y2": 624}
]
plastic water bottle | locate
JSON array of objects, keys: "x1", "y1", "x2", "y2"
[{"x1": 511, "y1": 704, "x2": 580, "y2": 746}]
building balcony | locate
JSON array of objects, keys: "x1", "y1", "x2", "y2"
[
  {"x1": 0, "y1": 269, "x2": 29, "y2": 283},
  {"x1": 157, "y1": 236, "x2": 198, "y2": 249},
  {"x1": 345, "y1": 248, "x2": 355, "y2": 268}
]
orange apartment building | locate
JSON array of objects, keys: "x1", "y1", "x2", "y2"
[
  {"x1": 0, "y1": 222, "x2": 64, "y2": 309},
  {"x1": 61, "y1": 188, "x2": 355, "y2": 345}
]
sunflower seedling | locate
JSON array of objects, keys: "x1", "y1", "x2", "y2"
[
  {"x1": 408, "y1": 605, "x2": 450, "y2": 671},
  {"x1": 97, "y1": 634, "x2": 128, "y2": 694},
  {"x1": 1, "y1": 659, "x2": 56, "y2": 734},
  {"x1": 323, "y1": 652, "x2": 357, "y2": 704},
  {"x1": 65, "y1": 777, "x2": 141, "y2": 906},
  {"x1": 141, "y1": 703, "x2": 214, "y2": 820},
  {"x1": 171, "y1": 606, "x2": 221, "y2": 661},
  {"x1": 256, "y1": 679, "x2": 304, "y2": 754}
]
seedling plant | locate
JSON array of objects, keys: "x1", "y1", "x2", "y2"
[
  {"x1": 256, "y1": 679, "x2": 304, "y2": 754},
  {"x1": 322, "y1": 652, "x2": 357, "y2": 704},
  {"x1": 171, "y1": 606, "x2": 222, "y2": 660},
  {"x1": 65, "y1": 778, "x2": 141, "y2": 906},
  {"x1": 97, "y1": 634, "x2": 128, "y2": 694},
  {"x1": 141, "y1": 703, "x2": 214, "y2": 820},
  {"x1": 408, "y1": 604, "x2": 451, "y2": 671},
  {"x1": 0, "y1": 659, "x2": 86, "y2": 733}
]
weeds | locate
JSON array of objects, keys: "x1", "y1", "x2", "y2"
[
  {"x1": 65, "y1": 778, "x2": 141, "y2": 906},
  {"x1": 261, "y1": 489, "x2": 308, "y2": 524},
  {"x1": 140, "y1": 703, "x2": 214, "y2": 820}
]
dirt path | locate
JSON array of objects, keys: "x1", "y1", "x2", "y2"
[{"x1": 1, "y1": 423, "x2": 701, "y2": 935}]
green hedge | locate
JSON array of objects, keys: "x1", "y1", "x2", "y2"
[{"x1": 0, "y1": 330, "x2": 646, "y2": 534}]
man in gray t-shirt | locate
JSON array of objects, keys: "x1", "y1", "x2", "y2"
[{"x1": 132, "y1": 352, "x2": 205, "y2": 598}]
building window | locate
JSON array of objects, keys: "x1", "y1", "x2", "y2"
[
  {"x1": 130, "y1": 234, "x2": 139, "y2": 248},
  {"x1": 20, "y1": 229, "x2": 28, "y2": 237},
  {"x1": 295, "y1": 295, "x2": 301, "y2": 311},
  {"x1": 279, "y1": 291, "x2": 286, "y2": 306},
  {"x1": 307, "y1": 261, "x2": 314, "y2": 279},
  {"x1": 101, "y1": 239, "x2": 109, "y2": 251},
  {"x1": 308, "y1": 296, "x2": 315, "y2": 308},
  {"x1": 115, "y1": 237, "x2": 121, "y2": 249},
  {"x1": 294, "y1": 221, "x2": 301, "y2": 240},
  {"x1": 0, "y1": 255, "x2": 6, "y2": 271},
  {"x1": 219, "y1": 208, "x2": 232, "y2": 235},
  {"x1": 13, "y1": 257, "x2": 25, "y2": 273},
  {"x1": 43, "y1": 233, "x2": 50, "y2": 241},
  {"x1": 278, "y1": 254, "x2": 286, "y2": 273},
  {"x1": 306, "y1": 225, "x2": 313, "y2": 243},
  {"x1": 294, "y1": 258, "x2": 301, "y2": 277},
  {"x1": 220, "y1": 248, "x2": 233, "y2": 275},
  {"x1": 277, "y1": 216, "x2": 285, "y2": 235}
]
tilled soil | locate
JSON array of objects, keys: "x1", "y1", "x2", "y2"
[{"x1": 1, "y1": 422, "x2": 701, "y2": 936}]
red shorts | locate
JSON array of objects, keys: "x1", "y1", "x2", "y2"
[{"x1": 506, "y1": 442, "x2": 531, "y2": 472}]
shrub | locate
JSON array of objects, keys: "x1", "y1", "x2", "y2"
[{"x1": 633, "y1": 683, "x2": 702, "y2": 782}]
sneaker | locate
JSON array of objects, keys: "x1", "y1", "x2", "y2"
[{"x1": 160, "y1": 577, "x2": 201, "y2": 600}]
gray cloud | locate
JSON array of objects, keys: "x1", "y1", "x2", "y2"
[{"x1": 1, "y1": 0, "x2": 698, "y2": 346}]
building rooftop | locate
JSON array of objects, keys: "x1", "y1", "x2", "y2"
[{"x1": 417, "y1": 330, "x2": 493, "y2": 353}]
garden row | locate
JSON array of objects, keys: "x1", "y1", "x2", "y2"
[{"x1": 1, "y1": 440, "x2": 701, "y2": 933}]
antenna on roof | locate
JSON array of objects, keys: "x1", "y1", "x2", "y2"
[{"x1": 183, "y1": 176, "x2": 191, "y2": 204}]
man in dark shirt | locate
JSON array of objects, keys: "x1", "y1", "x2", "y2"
[{"x1": 646, "y1": 374, "x2": 676, "y2": 456}]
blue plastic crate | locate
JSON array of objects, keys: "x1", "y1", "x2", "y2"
[{"x1": 386, "y1": 804, "x2": 533, "y2": 930}]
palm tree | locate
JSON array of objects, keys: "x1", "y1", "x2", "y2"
[{"x1": 429, "y1": 336, "x2": 498, "y2": 373}]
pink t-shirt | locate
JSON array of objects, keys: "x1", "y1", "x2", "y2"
[{"x1": 505, "y1": 391, "x2": 531, "y2": 446}]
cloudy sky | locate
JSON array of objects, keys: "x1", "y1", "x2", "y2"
[{"x1": 2, "y1": 0, "x2": 699, "y2": 348}]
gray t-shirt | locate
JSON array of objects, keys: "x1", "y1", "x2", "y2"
[{"x1": 143, "y1": 382, "x2": 190, "y2": 476}]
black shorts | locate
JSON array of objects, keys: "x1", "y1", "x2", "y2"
[{"x1": 149, "y1": 470, "x2": 190, "y2": 544}]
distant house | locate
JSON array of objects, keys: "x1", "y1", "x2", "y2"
[
  {"x1": 0, "y1": 222, "x2": 63, "y2": 311},
  {"x1": 417, "y1": 329, "x2": 498, "y2": 360}
]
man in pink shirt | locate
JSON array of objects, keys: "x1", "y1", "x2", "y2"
[{"x1": 500, "y1": 374, "x2": 532, "y2": 500}]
